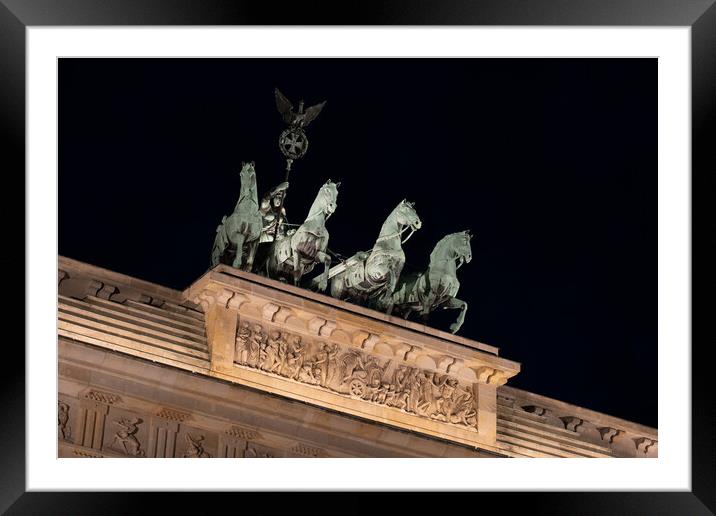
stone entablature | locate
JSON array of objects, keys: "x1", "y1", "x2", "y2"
[
  {"x1": 59, "y1": 337, "x2": 499, "y2": 458},
  {"x1": 57, "y1": 257, "x2": 657, "y2": 457},
  {"x1": 186, "y1": 265, "x2": 520, "y2": 451},
  {"x1": 496, "y1": 387, "x2": 658, "y2": 458}
]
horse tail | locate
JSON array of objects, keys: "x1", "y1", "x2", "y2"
[{"x1": 210, "y1": 218, "x2": 228, "y2": 267}]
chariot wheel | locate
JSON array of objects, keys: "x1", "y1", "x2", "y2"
[{"x1": 349, "y1": 379, "x2": 366, "y2": 398}]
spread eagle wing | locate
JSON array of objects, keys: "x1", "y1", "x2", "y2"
[
  {"x1": 274, "y1": 88, "x2": 294, "y2": 124},
  {"x1": 302, "y1": 100, "x2": 326, "y2": 127}
]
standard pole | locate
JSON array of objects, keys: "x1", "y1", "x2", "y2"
[{"x1": 272, "y1": 158, "x2": 293, "y2": 241}]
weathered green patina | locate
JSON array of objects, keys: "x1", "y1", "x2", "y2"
[
  {"x1": 210, "y1": 162, "x2": 262, "y2": 270},
  {"x1": 391, "y1": 231, "x2": 473, "y2": 333},
  {"x1": 261, "y1": 179, "x2": 339, "y2": 291},
  {"x1": 209, "y1": 89, "x2": 474, "y2": 334},
  {"x1": 327, "y1": 200, "x2": 421, "y2": 313}
]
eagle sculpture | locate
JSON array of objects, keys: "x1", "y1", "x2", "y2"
[{"x1": 275, "y1": 88, "x2": 326, "y2": 128}]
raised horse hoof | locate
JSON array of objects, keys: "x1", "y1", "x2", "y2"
[{"x1": 449, "y1": 323, "x2": 461, "y2": 334}]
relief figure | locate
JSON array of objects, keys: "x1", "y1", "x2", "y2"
[
  {"x1": 184, "y1": 433, "x2": 211, "y2": 458},
  {"x1": 236, "y1": 321, "x2": 252, "y2": 364},
  {"x1": 58, "y1": 401, "x2": 70, "y2": 440},
  {"x1": 112, "y1": 417, "x2": 144, "y2": 457},
  {"x1": 233, "y1": 322, "x2": 477, "y2": 429}
]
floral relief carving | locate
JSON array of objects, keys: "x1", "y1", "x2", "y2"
[
  {"x1": 73, "y1": 449, "x2": 103, "y2": 458},
  {"x1": 292, "y1": 443, "x2": 323, "y2": 457},
  {"x1": 226, "y1": 426, "x2": 259, "y2": 441},
  {"x1": 84, "y1": 390, "x2": 122, "y2": 405},
  {"x1": 156, "y1": 407, "x2": 192, "y2": 422},
  {"x1": 235, "y1": 321, "x2": 478, "y2": 429}
]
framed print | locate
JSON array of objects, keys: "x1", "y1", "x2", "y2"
[{"x1": 3, "y1": 0, "x2": 711, "y2": 513}]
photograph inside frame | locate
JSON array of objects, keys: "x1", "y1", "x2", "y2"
[{"x1": 57, "y1": 58, "x2": 657, "y2": 458}]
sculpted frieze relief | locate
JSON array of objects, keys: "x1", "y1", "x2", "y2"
[
  {"x1": 58, "y1": 401, "x2": 71, "y2": 441},
  {"x1": 244, "y1": 443, "x2": 275, "y2": 458},
  {"x1": 235, "y1": 321, "x2": 478, "y2": 429},
  {"x1": 188, "y1": 281, "x2": 518, "y2": 388},
  {"x1": 183, "y1": 433, "x2": 212, "y2": 458},
  {"x1": 111, "y1": 417, "x2": 145, "y2": 457}
]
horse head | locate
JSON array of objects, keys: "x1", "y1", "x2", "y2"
[
  {"x1": 239, "y1": 161, "x2": 257, "y2": 188},
  {"x1": 395, "y1": 199, "x2": 422, "y2": 232},
  {"x1": 453, "y1": 230, "x2": 473, "y2": 266},
  {"x1": 308, "y1": 179, "x2": 339, "y2": 219},
  {"x1": 431, "y1": 230, "x2": 473, "y2": 269}
]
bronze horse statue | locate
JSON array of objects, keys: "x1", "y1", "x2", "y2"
[
  {"x1": 328, "y1": 200, "x2": 421, "y2": 313},
  {"x1": 210, "y1": 162, "x2": 262, "y2": 270},
  {"x1": 263, "y1": 179, "x2": 339, "y2": 290},
  {"x1": 390, "y1": 230, "x2": 473, "y2": 333}
]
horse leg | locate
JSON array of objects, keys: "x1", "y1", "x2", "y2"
[
  {"x1": 210, "y1": 226, "x2": 225, "y2": 267},
  {"x1": 381, "y1": 270, "x2": 397, "y2": 314},
  {"x1": 446, "y1": 297, "x2": 468, "y2": 334},
  {"x1": 210, "y1": 243, "x2": 221, "y2": 268},
  {"x1": 231, "y1": 234, "x2": 246, "y2": 269},
  {"x1": 330, "y1": 270, "x2": 346, "y2": 298},
  {"x1": 292, "y1": 247, "x2": 302, "y2": 286},
  {"x1": 315, "y1": 250, "x2": 331, "y2": 292},
  {"x1": 418, "y1": 301, "x2": 431, "y2": 324},
  {"x1": 385, "y1": 301, "x2": 395, "y2": 315},
  {"x1": 245, "y1": 240, "x2": 258, "y2": 272},
  {"x1": 417, "y1": 286, "x2": 437, "y2": 323}
]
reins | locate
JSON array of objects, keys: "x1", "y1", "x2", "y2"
[{"x1": 375, "y1": 224, "x2": 417, "y2": 244}]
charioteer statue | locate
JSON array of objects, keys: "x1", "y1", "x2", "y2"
[{"x1": 259, "y1": 181, "x2": 291, "y2": 243}]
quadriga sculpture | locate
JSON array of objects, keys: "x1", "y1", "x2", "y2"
[
  {"x1": 263, "y1": 179, "x2": 339, "y2": 290},
  {"x1": 211, "y1": 162, "x2": 262, "y2": 270},
  {"x1": 391, "y1": 230, "x2": 473, "y2": 333},
  {"x1": 329, "y1": 200, "x2": 421, "y2": 313}
]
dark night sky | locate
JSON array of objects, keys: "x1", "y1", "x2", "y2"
[{"x1": 59, "y1": 58, "x2": 656, "y2": 428}]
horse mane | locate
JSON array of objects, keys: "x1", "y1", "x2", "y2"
[
  {"x1": 240, "y1": 171, "x2": 258, "y2": 205},
  {"x1": 378, "y1": 201, "x2": 407, "y2": 240},
  {"x1": 236, "y1": 166, "x2": 258, "y2": 210},
  {"x1": 429, "y1": 234, "x2": 455, "y2": 266},
  {"x1": 305, "y1": 183, "x2": 336, "y2": 221}
]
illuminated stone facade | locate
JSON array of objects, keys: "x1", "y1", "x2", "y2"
[{"x1": 58, "y1": 256, "x2": 657, "y2": 458}]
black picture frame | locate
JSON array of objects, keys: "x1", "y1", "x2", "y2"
[{"x1": 3, "y1": 0, "x2": 710, "y2": 513}]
